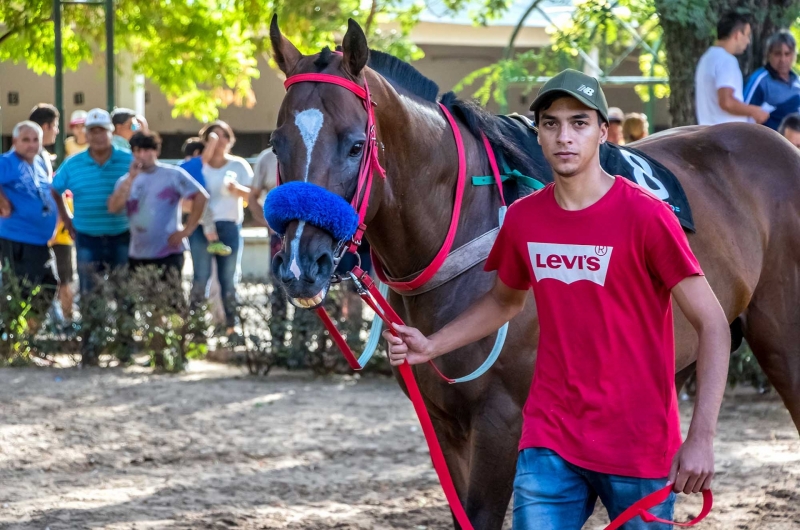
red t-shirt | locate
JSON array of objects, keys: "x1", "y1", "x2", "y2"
[{"x1": 485, "y1": 176, "x2": 703, "y2": 478}]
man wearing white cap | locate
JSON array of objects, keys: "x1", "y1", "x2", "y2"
[
  {"x1": 65, "y1": 110, "x2": 89, "y2": 157},
  {"x1": 52, "y1": 109, "x2": 133, "y2": 294}
]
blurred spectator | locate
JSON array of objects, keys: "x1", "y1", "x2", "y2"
[
  {"x1": 179, "y1": 137, "x2": 231, "y2": 256},
  {"x1": 107, "y1": 131, "x2": 208, "y2": 280},
  {"x1": 744, "y1": 30, "x2": 800, "y2": 131},
  {"x1": 248, "y1": 147, "x2": 278, "y2": 229},
  {"x1": 622, "y1": 113, "x2": 649, "y2": 143},
  {"x1": 189, "y1": 121, "x2": 252, "y2": 342},
  {"x1": 65, "y1": 110, "x2": 89, "y2": 157},
  {"x1": 695, "y1": 13, "x2": 768, "y2": 125},
  {"x1": 778, "y1": 113, "x2": 800, "y2": 148},
  {"x1": 49, "y1": 189, "x2": 76, "y2": 324},
  {"x1": 52, "y1": 108, "x2": 133, "y2": 294},
  {"x1": 607, "y1": 107, "x2": 625, "y2": 144},
  {"x1": 0, "y1": 121, "x2": 58, "y2": 314},
  {"x1": 28, "y1": 103, "x2": 60, "y2": 176},
  {"x1": 110, "y1": 108, "x2": 139, "y2": 150}
]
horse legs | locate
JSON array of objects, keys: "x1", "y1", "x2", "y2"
[
  {"x1": 456, "y1": 394, "x2": 522, "y2": 529},
  {"x1": 741, "y1": 298, "x2": 800, "y2": 433}
]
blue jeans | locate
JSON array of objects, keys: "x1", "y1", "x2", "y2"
[
  {"x1": 513, "y1": 448, "x2": 675, "y2": 530},
  {"x1": 74, "y1": 231, "x2": 130, "y2": 294},
  {"x1": 189, "y1": 221, "x2": 242, "y2": 328}
]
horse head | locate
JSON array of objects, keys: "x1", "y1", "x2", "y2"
[{"x1": 268, "y1": 17, "x2": 383, "y2": 309}]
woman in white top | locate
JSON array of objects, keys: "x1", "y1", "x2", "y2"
[{"x1": 188, "y1": 121, "x2": 252, "y2": 342}]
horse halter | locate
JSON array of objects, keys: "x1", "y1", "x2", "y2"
[{"x1": 283, "y1": 71, "x2": 386, "y2": 261}]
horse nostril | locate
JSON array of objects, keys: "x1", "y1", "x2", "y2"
[
  {"x1": 272, "y1": 253, "x2": 293, "y2": 284},
  {"x1": 309, "y1": 252, "x2": 333, "y2": 281}
]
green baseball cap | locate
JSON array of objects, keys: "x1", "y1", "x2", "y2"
[{"x1": 529, "y1": 69, "x2": 609, "y2": 124}]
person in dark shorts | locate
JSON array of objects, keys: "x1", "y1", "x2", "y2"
[{"x1": 0, "y1": 121, "x2": 59, "y2": 318}]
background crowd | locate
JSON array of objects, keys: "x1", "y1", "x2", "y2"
[{"x1": 1, "y1": 11, "x2": 799, "y2": 365}]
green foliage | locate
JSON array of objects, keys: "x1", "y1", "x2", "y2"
[
  {"x1": 0, "y1": 0, "x2": 426, "y2": 122},
  {"x1": 0, "y1": 262, "x2": 55, "y2": 364},
  {"x1": 238, "y1": 281, "x2": 391, "y2": 376},
  {"x1": 728, "y1": 341, "x2": 771, "y2": 392},
  {"x1": 454, "y1": 0, "x2": 671, "y2": 107}
]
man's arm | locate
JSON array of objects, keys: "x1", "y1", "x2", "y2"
[
  {"x1": 107, "y1": 176, "x2": 134, "y2": 213},
  {"x1": 718, "y1": 88, "x2": 770, "y2": 123},
  {"x1": 383, "y1": 277, "x2": 528, "y2": 366},
  {"x1": 668, "y1": 275, "x2": 730, "y2": 494},
  {"x1": 51, "y1": 190, "x2": 75, "y2": 239},
  {"x1": 168, "y1": 193, "x2": 208, "y2": 247},
  {"x1": 0, "y1": 187, "x2": 10, "y2": 217}
]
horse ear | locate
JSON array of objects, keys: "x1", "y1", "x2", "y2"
[
  {"x1": 342, "y1": 18, "x2": 369, "y2": 77},
  {"x1": 270, "y1": 14, "x2": 302, "y2": 75}
]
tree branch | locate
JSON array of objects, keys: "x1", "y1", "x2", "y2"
[
  {"x1": 364, "y1": 0, "x2": 378, "y2": 34},
  {"x1": 0, "y1": 16, "x2": 52, "y2": 46}
]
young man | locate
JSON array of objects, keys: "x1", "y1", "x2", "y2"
[
  {"x1": 744, "y1": 30, "x2": 800, "y2": 131},
  {"x1": 110, "y1": 108, "x2": 139, "y2": 150},
  {"x1": 384, "y1": 69, "x2": 731, "y2": 529},
  {"x1": 0, "y1": 121, "x2": 59, "y2": 313},
  {"x1": 695, "y1": 12, "x2": 769, "y2": 125},
  {"x1": 28, "y1": 103, "x2": 60, "y2": 176},
  {"x1": 107, "y1": 131, "x2": 208, "y2": 278}
]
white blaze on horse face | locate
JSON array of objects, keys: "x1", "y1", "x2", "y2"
[
  {"x1": 294, "y1": 109, "x2": 324, "y2": 182},
  {"x1": 289, "y1": 221, "x2": 306, "y2": 280}
]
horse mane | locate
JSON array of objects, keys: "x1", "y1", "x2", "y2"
[
  {"x1": 367, "y1": 50, "x2": 440, "y2": 102},
  {"x1": 439, "y1": 92, "x2": 548, "y2": 181},
  {"x1": 319, "y1": 46, "x2": 547, "y2": 180}
]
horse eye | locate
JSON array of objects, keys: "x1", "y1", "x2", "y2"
[{"x1": 349, "y1": 142, "x2": 364, "y2": 157}]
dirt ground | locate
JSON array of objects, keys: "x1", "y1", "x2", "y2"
[{"x1": 0, "y1": 361, "x2": 798, "y2": 530}]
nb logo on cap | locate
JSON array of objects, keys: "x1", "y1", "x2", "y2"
[{"x1": 577, "y1": 84, "x2": 595, "y2": 96}]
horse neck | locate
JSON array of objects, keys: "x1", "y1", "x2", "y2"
[{"x1": 364, "y1": 74, "x2": 496, "y2": 280}]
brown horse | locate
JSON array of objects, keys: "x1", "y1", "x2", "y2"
[{"x1": 268, "y1": 18, "x2": 800, "y2": 529}]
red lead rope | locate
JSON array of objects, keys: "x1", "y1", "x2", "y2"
[{"x1": 315, "y1": 267, "x2": 473, "y2": 530}]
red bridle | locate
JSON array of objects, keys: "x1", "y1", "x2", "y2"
[{"x1": 283, "y1": 73, "x2": 385, "y2": 255}]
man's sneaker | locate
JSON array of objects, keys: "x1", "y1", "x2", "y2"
[{"x1": 207, "y1": 241, "x2": 232, "y2": 256}]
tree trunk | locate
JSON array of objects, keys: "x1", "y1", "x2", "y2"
[{"x1": 654, "y1": 0, "x2": 798, "y2": 127}]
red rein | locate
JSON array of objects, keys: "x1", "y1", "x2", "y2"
[{"x1": 282, "y1": 69, "x2": 712, "y2": 530}]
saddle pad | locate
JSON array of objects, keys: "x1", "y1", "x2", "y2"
[
  {"x1": 599, "y1": 142, "x2": 695, "y2": 232},
  {"x1": 499, "y1": 114, "x2": 695, "y2": 232}
]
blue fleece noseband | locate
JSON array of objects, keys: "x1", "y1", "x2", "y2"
[{"x1": 264, "y1": 181, "x2": 360, "y2": 242}]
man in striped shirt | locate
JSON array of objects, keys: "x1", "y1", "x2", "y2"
[{"x1": 52, "y1": 108, "x2": 133, "y2": 295}]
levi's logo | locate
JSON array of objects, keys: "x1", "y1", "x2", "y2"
[{"x1": 528, "y1": 243, "x2": 613, "y2": 286}]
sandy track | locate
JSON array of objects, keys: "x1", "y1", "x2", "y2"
[{"x1": 0, "y1": 362, "x2": 797, "y2": 529}]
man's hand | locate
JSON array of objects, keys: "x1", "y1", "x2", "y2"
[
  {"x1": 0, "y1": 193, "x2": 11, "y2": 218},
  {"x1": 167, "y1": 229, "x2": 189, "y2": 248},
  {"x1": 752, "y1": 107, "x2": 770, "y2": 124},
  {"x1": 382, "y1": 324, "x2": 435, "y2": 366},
  {"x1": 129, "y1": 161, "x2": 143, "y2": 180},
  {"x1": 668, "y1": 435, "x2": 714, "y2": 494}
]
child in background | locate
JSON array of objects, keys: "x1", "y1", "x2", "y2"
[{"x1": 179, "y1": 138, "x2": 231, "y2": 256}]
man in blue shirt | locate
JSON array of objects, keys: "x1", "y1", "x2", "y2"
[
  {"x1": 52, "y1": 108, "x2": 133, "y2": 295},
  {"x1": 0, "y1": 121, "x2": 59, "y2": 312},
  {"x1": 744, "y1": 30, "x2": 800, "y2": 130}
]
